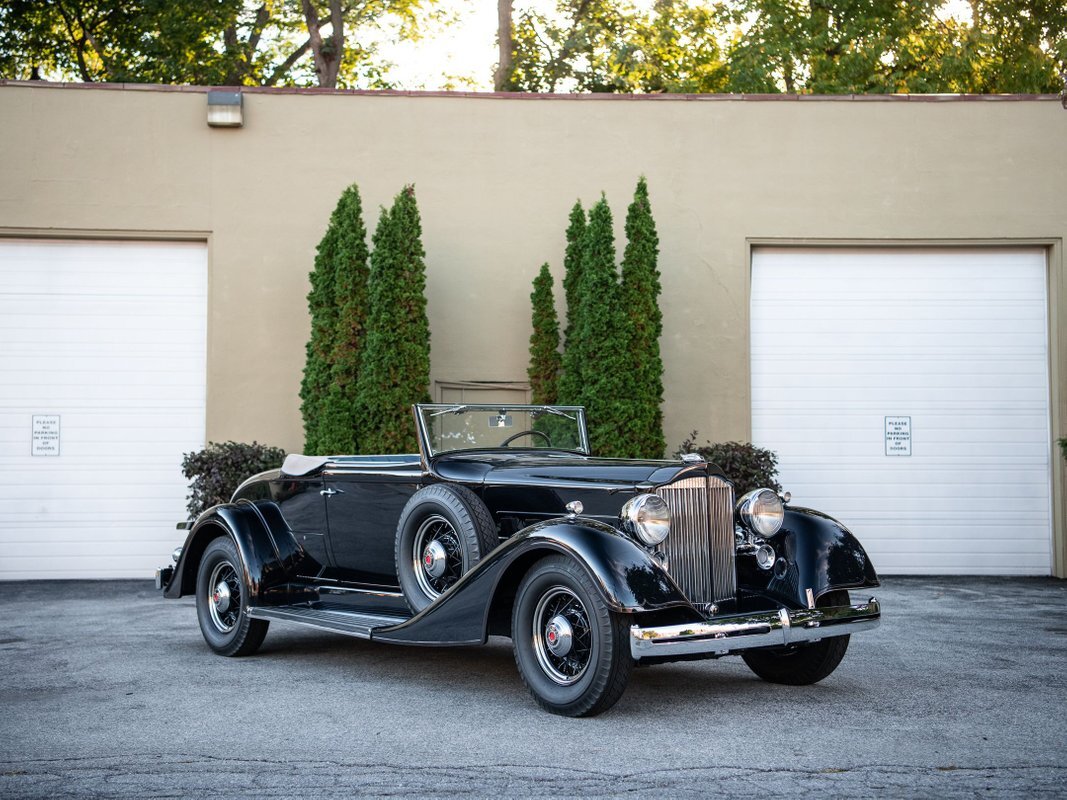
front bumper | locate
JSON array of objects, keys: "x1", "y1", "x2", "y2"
[{"x1": 630, "y1": 597, "x2": 880, "y2": 660}]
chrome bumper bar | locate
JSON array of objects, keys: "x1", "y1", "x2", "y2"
[{"x1": 630, "y1": 597, "x2": 880, "y2": 660}]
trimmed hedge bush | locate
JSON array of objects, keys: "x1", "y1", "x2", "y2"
[
  {"x1": 1059, "y1": 437, "x2": 1067, "y2": 461},
  {"x1": 181, "y1": 441, "x2": 287, "y2": 519},
  {"x1": 675, "y1": 432, "x2": 782, "y2": 496}
]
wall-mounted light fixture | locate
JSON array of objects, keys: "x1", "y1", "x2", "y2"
[{"x1": 207, "y1": 90, "x2": 243, "y2": 128}]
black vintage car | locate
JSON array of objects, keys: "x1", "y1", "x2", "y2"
[{"x1": 157, "y1": 404, "x2": 881, "y2": 716}]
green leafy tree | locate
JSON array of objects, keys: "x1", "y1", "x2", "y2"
[
  {"x1": 354, "y1": 185, "x2": 431, "y2": 454},
  {"x1": 905, "y1": 0, "x2": 1067, "y2": 93},
  {"x1": 724, "y1": 0, "x2": 943, "y2": 93},
  {"x1": 314, "y1": 185, "x2": 370, "y2": 454},
  {"x1": 0, "y1": 0, "x2": 238, "y2": 83},
  {"x1": 619, "y1": 177, "x2": 665, "y2": 458},
  {"x1": 509, "y1": 0, "x2": 629, "y2": 92},
  {"x1": 0, "y1": 0, "x2": 445, "y2": 89},
  {"x1": 503, "y1": 0, "x2": 1067, "y2": 94},
  {"x1": 610, "y1": 1, "x2": 729, "y2": 93},
  {"x1": 528, "y1": 263, "x2": 562, "y2": 405},
  {"x1": 569, "y1": 196, "x2": 630, "y2": 457},
  {"x1": 557, "y1": 201, "x2": 586, "y2": 405}
]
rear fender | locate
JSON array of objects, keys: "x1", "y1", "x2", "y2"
[
  {"x1": 373, "y1": 517, "x2": 691, "y2": 646},
  {"x1": 164, "y1": 501, "x2": 308, "y2": 606}
]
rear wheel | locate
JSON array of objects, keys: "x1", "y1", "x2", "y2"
[
  {"x1": 741, "y1": 589, "x2": 851, "y2": 685},
  {"x1": 512, "y1": 555, "x2": 633, "y2": 717},
  {"x1": 195, "y1": 536, "x2": 268, "y2": 657}
]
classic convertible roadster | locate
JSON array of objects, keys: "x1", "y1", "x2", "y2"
[{"x1": 157, "y1": 404, "x2": 881, "y2": 716}]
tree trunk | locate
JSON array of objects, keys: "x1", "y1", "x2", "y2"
[
  {"x1": 303, "y1": 0, "x2": 344, "y2": 88},
  {"x1": 495, "y1": 0, "x2": 514, "y2": 91}
]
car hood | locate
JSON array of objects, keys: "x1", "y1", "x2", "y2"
[{"x1": 433, "y1": 450, "x2": 719, "y2": 489}]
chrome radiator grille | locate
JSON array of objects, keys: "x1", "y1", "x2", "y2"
[{"x1": 658, "y1": 476, "x2": 737, "y2": 605}]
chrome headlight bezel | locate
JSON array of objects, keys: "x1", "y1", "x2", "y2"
[
  {"x1": 621, "y1": 492, "x2": 671, "y2": 547},
  {"x1": 736, "y1": 488, "x2": 784, "y2": 538}
]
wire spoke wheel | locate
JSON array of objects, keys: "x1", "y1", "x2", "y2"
[
  {"x1": 412, "y1": 514, "x2": 466, "y2": 599},
  {"x1": 512, "y1": 555, "x2": 633, "y2": 716},
  {"x1": 395, "y1": 484, "x2": 498, "y2": 613},
  {"x1": 195, "y1": 536, "x2": 269, "y2": 657},
  {"x1": 206, "y1": 559, "x2": 241, "y2": 633},
  {"x1": 532, "y1": 586, "x2": 593, "y2": 686}
]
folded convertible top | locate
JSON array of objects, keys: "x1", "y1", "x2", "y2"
[{"x1": 280, "y1": 454, "x2": 330, "y2": 477}]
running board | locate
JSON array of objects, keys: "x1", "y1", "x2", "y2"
[{"x1": 248, "y1": 605, "x2": 411, "y2": 640}]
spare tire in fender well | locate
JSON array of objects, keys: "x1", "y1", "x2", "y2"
[{"x1": 395, "y1": 483, "x2": 499, "y2": 613}]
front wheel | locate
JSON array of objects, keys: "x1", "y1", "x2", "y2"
[
  {"x1": 741, "y1": 589, "x2": 851, "y2": 685},
  {"x1": 512, "y1": 555, "x2": 633, "y2": 717},
  {"x1": 195, "y1": 536, "x2": 268, "y2": 657}
]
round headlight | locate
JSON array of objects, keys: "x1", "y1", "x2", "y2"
[
  {"x1": 737, "y1": 488, "x2": 784, "y2": 538},
  {"x1": 622, "y1": 493, "x2": 671, "y2": 546}
]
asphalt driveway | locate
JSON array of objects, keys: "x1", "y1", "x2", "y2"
[{"x1": 1, "y1": 576, "x2": 1065, "y2": 798}]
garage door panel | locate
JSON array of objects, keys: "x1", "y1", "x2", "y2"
[
  {"x1": 1, "y1": 553, "x2": 188, "y2": 580},
  {"x1": 0, "y1": 239, "x2": 206, "y2": 580},
  {"x1": 755, "y1": 388, "x2": 1044, "y2": 406},
  {"x1": 868, "y1": 549, "x2": 1050, "y2": 572},
  {"x1": 1, "y1": 327, "x2": 199, "y2": 346},
  {"x1": 821, "y1": 523, "x2": 1047, "y2": 542},
  {"x1": 3, "y1": 537, "x2": 189, "y2": 557},
  {"x1": 751, "y1": 247, "x2": 1051, "y2": 575},
  {"x1": 0, "y1": 382, "x2": 202, "y2": 403}
]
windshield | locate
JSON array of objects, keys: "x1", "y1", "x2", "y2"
[{"x1": 416, "y1": 404, "x2": 589, "y2": 457}]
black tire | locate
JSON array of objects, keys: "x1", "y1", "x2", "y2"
[
  {"x1": 195, "y1": 536, "x2": 269, "y2": 657},
  {"x1": 395, "y1": 483, "x2": 498, "y2": 613},
  {"x1": 512, "y1": 555, "x2": 633, "y2": 717},
  {"x1": 741, "y1": 589, "x2": 852, "y2": 685}
]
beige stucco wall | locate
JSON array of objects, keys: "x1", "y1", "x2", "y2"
[{"x1": 1, "y1": 83, "x2": 1065, "y2": 574}]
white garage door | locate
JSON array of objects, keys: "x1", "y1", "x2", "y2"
[
  {"x1": 751, "y1": 247, "x2": 1051, "y2": 575},
  {"x1": 0, "y1": 239, "x2": 207, "y2": 579}
]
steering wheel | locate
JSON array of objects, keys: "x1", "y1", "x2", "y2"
[{"x1": 500, "y1": 429, "x2": 552, "y2": 447}]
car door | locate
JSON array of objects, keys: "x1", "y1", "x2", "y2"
[
  {"x1": 273, "y1": 474, "x2": 331, "y2": 577},
  {"x1": 323, "y1": 462, "x2": 425, "y2": 587}
]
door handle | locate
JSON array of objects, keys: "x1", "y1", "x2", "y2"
[{"x1": 320, "y1": 487, "x2": 344, "y2": 496}]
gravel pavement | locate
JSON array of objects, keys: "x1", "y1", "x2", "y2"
[{"x1": 1, "y1": 576, "x2": 1065, "y2": 798}]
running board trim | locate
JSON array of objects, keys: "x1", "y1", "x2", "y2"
[{"x1": 248, "y1": 606, "x2": 410, "y2": 640}]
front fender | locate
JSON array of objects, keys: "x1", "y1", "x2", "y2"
[
  {"x1": 738, "y1": 506, "x2": 880, "y2": 609},
  {"x1": 373, "y1": 517, "x2": 691, "y2": 646},
  {"x1": 163, "y1": 500, "x2": 307, "y2": 606}
]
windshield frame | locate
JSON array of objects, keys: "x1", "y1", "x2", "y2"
[{"x1": 413, "y1": 404, "x2": 590, "y2": 459}]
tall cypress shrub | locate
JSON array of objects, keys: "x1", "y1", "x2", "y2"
[
  {"x1": 316, "y1": 187, "x2": 370, "y2": 454},
  {"x1": 353, "y1": 185, "x2": 431, "y2": 454},
  {"x1": 572, "y1": 196, "x2": 630, "y2": 457},
  {"x1": 557, "y1": 201, "x2": 586, "y2": 406},
  {"x1": 300, "y1": 184, "x2": 366, "y2": 454},
  {"x1": 620, "y1": 177, "x2": 666, "y2": 458},
  {"x1": 528, "y1": 263, "x2": 561, "y2": 404},
  {"x1": 561, "y1": 200, "x2": 586, "y2": 348}
]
